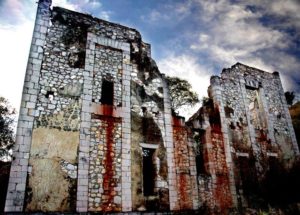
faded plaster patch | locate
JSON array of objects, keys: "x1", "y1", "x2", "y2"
[
  {"x1": 30, "y1": 127, "x2": 79, "y2": 161},
  {"x1": 26, "y1": 159, "x2": 70, "y2": 211},
  {"x1": 26, "y1": 127, "x2": 79, "y2": 211}
]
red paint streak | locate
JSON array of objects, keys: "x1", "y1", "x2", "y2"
[
  {"x1": 102, "y1": 118, "x2": 115, "y2": 211},
  {"x1": 172, "y1": 116, "x2": 184, "y2": 127},
  {"x1": 211, "y1": 130, "x2": 233, "y2": 212},
  {"x1": 179, "y1": 173, "x2": 190, "y2": 209},
  {"x1": 101, "y1": 105, "x2": 116, "y2": 212},
  {"x1": 215, "y1": 175, "x2": 232, "y2": 212},
  {"x1": 173, "y1": 122, "x2": 193, "y2": 210},
  {"x1": 102, "y1": 104, "x2": 114, "y2": 116}
]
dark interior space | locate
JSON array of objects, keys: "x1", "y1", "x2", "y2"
[
  {"x1": 143, "y1": 148, "x2": 155, "y2": 196},
  {"x1": 100, "y1": 79, "x2": 114, "y2": 105},
  {"x1": 0, "y1": 161, "x2": 11, "y2": 213}
]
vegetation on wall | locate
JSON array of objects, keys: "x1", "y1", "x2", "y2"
[
  {"x1": 0, "y1": 97, "x2": 15, "y2": 212},
  {"x1": 0, "y1": 97, "x2": 15, "y2": 161},
  {"x1": 165, "y1": 76, "x2": 199, "y2": 112}
]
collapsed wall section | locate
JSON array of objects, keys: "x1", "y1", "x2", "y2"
[{"x1": 187, "y1": 100, "x2": 234, "y2": 213}]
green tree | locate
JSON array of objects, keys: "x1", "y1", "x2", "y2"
[
  {"x1": 0, "y1": 97, "x2": 16, "y2": 160},
  {"x1": 165, "y1": 76, "x2": 199, "y2": 111}
]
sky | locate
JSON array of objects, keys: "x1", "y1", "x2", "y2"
[{"x1": 0, "y1": 0, "x2": 300, "y2": 119}]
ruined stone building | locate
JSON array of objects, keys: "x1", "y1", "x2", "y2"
[
  {"x1": 5, "y1": 0, "x2": 299, "y2": 213},
  {"x1": 187, "y1": 63, "x2": 299, "y2": 210}
]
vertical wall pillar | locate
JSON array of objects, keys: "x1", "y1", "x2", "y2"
[
  {"x1": 273, "y1": 72, "x2": 299, "y2": 155},
  {"x1": 209, "y1": 76, "x2": 238, "y2": 207},
  {"x1": 121, "y1": 55, "x2": 132, "y2": 211},
  {"x1": 187, "y1": 133, "x2": 200, "y2": 210},
  {"x1": 76, "y1": 33, "x2": 95, "y2": 212},
  {"x1": 161, "y1": 75, "x2": 178, "y2": 210},
  {"x1": 4, "y1": 0, "x2": 51, "y2": 212}
]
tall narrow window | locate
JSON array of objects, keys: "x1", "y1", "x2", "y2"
[
  {"x1": 142, "y1": 148, "x2": 155, "y2": 196},
  {"x1": 100, "y1": 79, "x2": 114, "y2": 105}
]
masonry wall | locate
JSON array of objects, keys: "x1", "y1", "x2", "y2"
[
  {"x1": 188, "y1": 63, "x2": 300, "y2": 211},
  {"x1": 218, "y1": 64, "x2": 299, "y2": 170},
  {"x1": 188, "y1": 101, "x2": 234, "y2": 213},
  {"x1": 7, "y1": 1, "x2": 298, "y2": 213},
  {"x1": 5, "y1": 0, "x2": 52, "y2": 212},
  {"x1": 172, "y1": 116, "x2": 199, "y2": 211},
  {"x1": 5, "y1": 1, "x2": 182, "y2": 213}
]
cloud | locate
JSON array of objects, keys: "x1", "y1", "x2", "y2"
[
  {"x1": 52, "y1": 0, "x2": 101, "y2": 11},
  {"x1": 98, "y1": 11, "x2": 112, "y2": 21},
  {"x1": 188, "y1": 0, "x2": 300, "y2": 92},
  {"x1": 141, "y1": 1, "x2": 193, "y2": 25},
  {"x1": 254, "y1": 0, "x2": 300, "y2": 34},
  {"x1": 0, "y1": 0, "x2": 108, "y2": 110},
  {"x1": 158, "y1": 54, "x2": 212, "y2": 119},
  {"x1": 192, "y1": 0, "x2": 290, "y2": 55},
  {"x1": 52, "y1": 0, "x2": 77, "y2": 11},
  {"x1": 0, "y1": 19, "x2": 35, "y2": 111},
  {"x1": 52, "y1": 0, "x2": 111, "y2": 19},
  {"x1": 0, "y1": 0, "x2": 36, "y2": 25}
]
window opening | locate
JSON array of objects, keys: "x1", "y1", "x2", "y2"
[
  {"x1": 100, "y1": 79, "x2": 114, "y2": 105},
  {"x1": 142, "y1": 147, "x2": 155, "y2": 196}
]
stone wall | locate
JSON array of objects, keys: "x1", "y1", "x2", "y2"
[
  {"x1": 172, "y1": 116, "x2": 199, "y2": 210},
  {"x1": 5, "y1": 0, "x2": 52, "y2": 212},
  {"x1": 188, "y1": 102, "x2": 234, "y2": 213},
  {"x1": 5, "y1": 0, "x2": 180, "y2": 213},
  {"x1": 188, "y1": 62, "x2": 300, "y2": 211},
  {"x1": 6, "y1": 1, "x2": 299, "y2": 213}
]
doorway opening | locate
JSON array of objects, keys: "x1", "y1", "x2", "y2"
[{"x1": 142, "y1": 147, "x2": 155, "y2": 196}]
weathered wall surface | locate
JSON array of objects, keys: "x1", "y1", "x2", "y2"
[
  {"x1": 24, "y1": 12, "x2": 86, "y2": 207},
  {"x1": 5, "y1": 0, "x2": 53, "y2": 212},
  {"x1": 188, "y1": 103, "x2": 233, "y2": 212},
  {"x1": 188, "y1": 63, "x2": 300, "y2": 211},
  {"x1": 172, "y1": 116, "x2": 199, "y2": 210},
  {"x1": 88, "y1": 116, "x2": 122, "y2": 212},
  {"x1": 26, "y1": 128, "x2": 78, "y2": 211},
  {"x1": 5, "y1": 0, "x2": 180, "y2": 213},
  {"x1": 7, "y1": 0, "x2": 299, "y2": 213},
  {"x1": 130, "y1": 56, "x2": 170, "y2": 211}
]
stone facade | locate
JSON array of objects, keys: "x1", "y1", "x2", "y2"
[
  {"x1": 5, "y1": 1, "x2": 299, "y2": 213},
  {"x1": 5, "y1": 0, "x2": 186, "y2": 213},
  {"x1": 188, "y1": 63, "x2": 299, "y2": 211}
]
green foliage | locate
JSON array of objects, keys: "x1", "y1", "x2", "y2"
[
  {"x1": 285, "y1": 91, "x2": 295, "y2": 105},
  {"x1": 0, "y1": 97, "x2": 16, "y2": 160},
  {"x1": 165, "y1": 76, "x2": 199, "y2": 111}
]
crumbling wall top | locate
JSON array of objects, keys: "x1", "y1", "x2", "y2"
[{"x1": 52, "y1": 7, "x2": 142, "y2": 43}]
